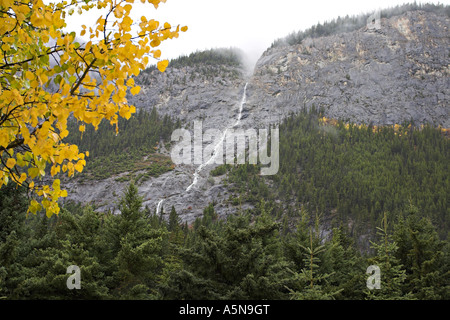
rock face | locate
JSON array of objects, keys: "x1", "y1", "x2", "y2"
[
  {"x1": 246, "y1": 10, "x2": 449, "y2": 128},
  {"x1": 129, "y1": 64, "x2": 247, "y2": 130},
  {"x1": 63, "y1": 10, "x2": 450, "y2": 223}
]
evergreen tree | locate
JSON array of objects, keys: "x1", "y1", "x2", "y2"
[
  {"x1": 321, "y1": 227, "x2": 366, "y2": 299},
  {"x1": 0, "y1": 184, "x2": 28, "y2": 242},
  {"x1": 0, "y1": 184, "x2": 31, "y2": 298},
  {"x1": 394, "y1": 202, "x2": 449, "y2": 299},
  {"x1": 162, "y1": 203, "x2": 293, "y2": 300},
  {"x1": 106, "y1": 182, "x2": 166, "y2": 299},
  {"x1": 288, "y1": 228, "x2": 342, "y2": 300},
  {"x1": 3, "y1": 208, "x2": 110, "y2": 300},
  {"x1": 365, "y1": 212, "x2": 413, "y2": 300},
  {"x1": 168, "y1": 205, "x2": 181, "y2": 233}
]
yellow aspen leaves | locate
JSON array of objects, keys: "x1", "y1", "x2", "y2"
[{"x1": 0, "y1": 0, "x2": 186, "y2": 218}]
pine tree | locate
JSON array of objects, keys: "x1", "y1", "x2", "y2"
[
  {"x1": 321, "y1": 227, "x2": 365, "y2": 299},
  {"x1": 288, "y1": 229, "x2": 341, "y2": 300},
  {"x1": 158, "y1": 205, "x2": 185, "y2": 298},
  {"x1": 282, "y1": 206, "x2": 311, "y2": 270},
  {"x1": 107, "y1": 182, "x2": 166, "y2": 299},
  {"x1": 365, "y1": 212, "x2": 413, "y2": 300},
  {"x1": 0, "y1": 184, "x2": 31, "y2": 298},
  {"x1": 394, "y1": 202, "x2": 449, "y2": 299},
  {"x1": 161, "y1": 224, "x2": 224, "y2": 299},
  {"x1": 4, "y1": 208, "x2": 110, "y2": 300},
  {"x1": 168, "y1": 205, "x2": 181, "y2": 233}
]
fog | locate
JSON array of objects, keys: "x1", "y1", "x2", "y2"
[{"x1": 63, "y1": 0, "x2": 449, "y2": 70}]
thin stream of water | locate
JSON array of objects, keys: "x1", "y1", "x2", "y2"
[{"x1": 156, "y1": 83, "x2": 248, "y2": 215}]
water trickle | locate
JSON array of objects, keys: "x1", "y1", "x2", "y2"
[
  {"x1": 185, "y1": 83, "x2": 248, "y2": 192},
  {"x1": 156, "y1": 198, "x2": 165, "y2": 215},
  {"x1": 154, "y1": 83, "x2": 248, "y2": 213}
]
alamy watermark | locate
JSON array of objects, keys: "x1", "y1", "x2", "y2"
[
  {"x1": 170, "y1": 120, "x2": 279, "y2": 176},
  {"x1": 367, "y1": 10, "x2": 381, "y2": 30},
  {"x1": 366, "y1": 265, "x2": 381, "y2": 290},
  {"x1": 66, "y1": 265, "x2": 81, "y2": 290}
]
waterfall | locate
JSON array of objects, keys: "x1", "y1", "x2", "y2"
[
  {"x1": 154, "y1": 83, "x2": 248, "y2": 214},
  {"x1": 185, "y1": 82, "x2": 248, "y2": 192},
  {"x1": 233, "y1": 82, "x2": 248, "y2": 127},
  {"x1": 156, "y1": 198, "x2": 165, "y2": 215}
]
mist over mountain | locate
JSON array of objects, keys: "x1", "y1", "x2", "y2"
[{"x1": 271, "y1": 2, "x2": 450, "y2": 48}]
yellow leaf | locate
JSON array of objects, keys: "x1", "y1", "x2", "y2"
[
  {"x1": 153, "y1": 49, "x2": 161, "y2": 58},
  {"x1": 25, "y1": 71, "x2": 35, "y2": 80},
  {"x1": 60, "y1": 129, "x2": 69, "y2": 138},
  {"x1": 157, "y1": 60, "x2": 169, "y2": 72},
  {"x1": 181, "y1": 26, "x2": 188, "y2": 32},
  {"x1": 130, "y1": 86, "x2": 141, "y2": 95},
  {"x1": 16, "y1": 153, "x2": 26, "y2": 166},
  {"x1": 28, "y1": 199, "x2": 41, "y2": 215},
  {"x1": 74, "y1": 160, "x2": 85, "y2": 172},
  {"x1": 52, "y1": 179, "x2": 61, "y2": 191},
  {"x1": 150, "y1": 39, "x2": 161, "y2": 47},
  {"x1": 18, "y1": 173, "x2": 27, "y2": 184},
  {"x1": 51, "y1": 165, "x2": 60, "y2": 176},
  {"x1": 126, "y1": 78, "x2": 135, "y2": 87},
  {"x1": 6, "y1": 158, "x2": 16, "y2": 168},
  {"x1": 119, "y1": 106, "x2": 132, "y2": 120},
  {"x1": 124, "y1": 4, "x2": 132, "y2": 12}
]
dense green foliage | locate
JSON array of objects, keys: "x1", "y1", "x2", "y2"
[
  {"x1": 220, "y1": 109, "x2": 449, "y2": 249},
  {"x1": 0, "y1": 181, "x2": 448, "y2": 300},
  {"x1": 65, "y1": 107, "x2": 179, "y2": 180},
  {"x1": 1, "y1": 106, "x2": 448, "y2": 300},
  {"x1": 271, "y1": 2, "x2": 450, "y2": 47}
]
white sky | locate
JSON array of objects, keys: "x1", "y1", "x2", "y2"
[{"x1": 65, "y1": 0, "x2": 450, "y2": 68}]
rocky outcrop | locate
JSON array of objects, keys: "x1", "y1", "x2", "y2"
[{"x1": 129, "y1": 64, "x2": 247, "y2": 130}]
